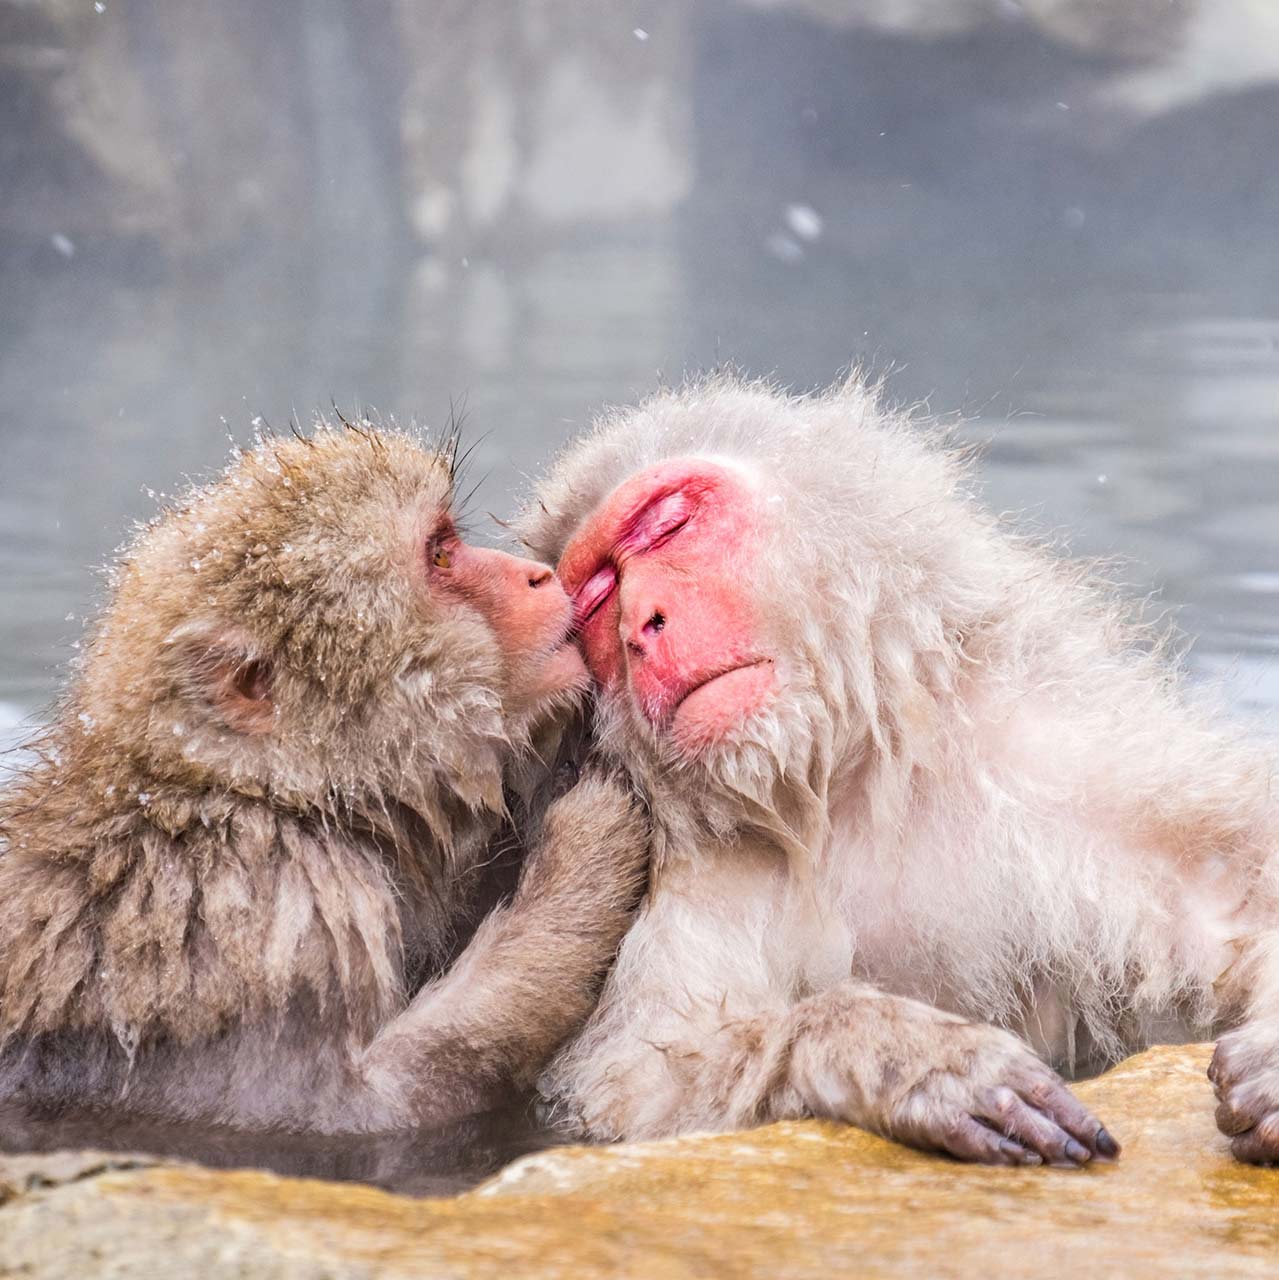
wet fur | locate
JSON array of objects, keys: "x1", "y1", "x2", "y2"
[{"x1": 0, "y1": 423, "x2": 646, "y2": 1133}]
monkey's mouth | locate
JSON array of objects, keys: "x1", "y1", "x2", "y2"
[
  {"x1": 671, "y1": 659, "x2": 772, "y2": 710},
  {"x1": 667, "y1": 659, "x2": 776, "y2": 752},
  {"x1": 534, "y1": 637, "x2": 590, "y2": 701}
]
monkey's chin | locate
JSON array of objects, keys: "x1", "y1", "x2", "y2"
[
  {"x1": 669, "y1": 660, "x2": 775, "y2": 757},
  {"x1": 530, "y1": 643, "x2": 591, "y2": 706}
]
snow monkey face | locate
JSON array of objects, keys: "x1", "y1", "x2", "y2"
[
  {"x1": 558, "y1": 457, "x2": 780, "y2": 762},
  {"x1": 422, "y1": 512, "x2": 590, "y2": 719},
  {"x1": 143, "y1": 427, "x2": 589, "y2": 769}
]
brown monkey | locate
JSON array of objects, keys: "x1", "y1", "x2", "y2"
[
  {"x1": 518, "y1": 373, "x2": 1279, "y2": 1167},
  {"x1": 0, "y1": 419, "x2": 647, "y2": 1133}
]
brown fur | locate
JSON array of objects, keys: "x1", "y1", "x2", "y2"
[{"x1": 0, "y1": 421, "x2": 647, "y2": 1133}]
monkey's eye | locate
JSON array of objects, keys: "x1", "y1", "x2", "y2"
[
  {"x1": 431, "y1": 542, "x2": 452, "y2": 570},
  {"x1": 574, "y1": 565, "x2": 617, "y2": 629},
  {"x1": 620, "y1": 489, "x2": 694, "y2": 556}
]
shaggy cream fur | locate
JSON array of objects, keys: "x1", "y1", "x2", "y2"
[{"x1": 519, "y1": 373, "x2": 1279, "y2": 1164}]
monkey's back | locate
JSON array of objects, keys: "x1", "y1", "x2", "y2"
[{"x1": 0, "y1": 752, "x2": 483, "y2": 1130}]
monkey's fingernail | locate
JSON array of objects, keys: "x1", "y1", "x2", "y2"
[
  {"x1": 1065, "y1": 1139, "x2": 1091, "y2": 1164},
  {"x1": 1095, "y1": 1128, "x2": 1120, "y2": 1158}
]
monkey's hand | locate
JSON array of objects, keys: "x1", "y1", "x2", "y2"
[
  {"x1": 795, "y1": 989, "x2": 1118, "y2": 1167},
  {"x1": 1209, "y1": 1021, "x2": 1279, "y2": 1164},
  {"x1": 362, "y1": 773, "x2": 649, "y2": 1121},
  {"x1": 515, "y1": 768, "x2": 650, "y2": 928}
]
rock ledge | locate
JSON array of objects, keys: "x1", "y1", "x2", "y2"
[{"x1": 2, "y1": 1044, "x2": 1276, "y2": 1279}]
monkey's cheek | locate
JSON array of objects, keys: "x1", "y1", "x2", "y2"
[{"x1": 670, "y1": 661, "x2": 776, "y2": 758}]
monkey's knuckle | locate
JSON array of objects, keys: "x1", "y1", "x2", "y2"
[
  {"x1": 1217, "y1": 1096, "x2": 1250, "y2": 1136},
  {"x1": 995, "y1": 1035, "x2": 1040, "y2": 1070},
  {"x1": 1213, "y1": 1035, "x2": 1239, "y2": 1063},
  {"x1": 985, "y1": 1085, "x2": 1018, "y2": 1119},
  {"x1": 955, "y1": 1044, "x2": 1010, "y2": 1087},
  {"x1": 1021, "y1": 1047, "x2": 1055, "y2": 1075},
  {"x1": 1217, "y1": 1026, "x2": 1276, "y2": 1072},
  {"x1": 1020, "y1": 1076, "x2": 1059, "y2": 1109},
  {"x1": 891, "y1": 1088, "x2": 935, "y2": 1137}
]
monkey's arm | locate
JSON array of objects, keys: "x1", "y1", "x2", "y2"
[
  {"x1": 544, "y1": 897, "x2": 1115, "y2": 1166},
  {"x1": 732, "y1": 981, "x2": 1115, "y2": 1165},
  {"x1": 358, "y1": 772, "x2": 648, "y2": 1128}
]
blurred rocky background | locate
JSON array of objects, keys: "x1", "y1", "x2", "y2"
[{"x1": 3, "y1": 0, "x2": 1279, "y2": 724}]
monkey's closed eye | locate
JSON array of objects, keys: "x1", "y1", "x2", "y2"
[
  {"x1": 621, "y1": 489, "x2": 694, "y2": 555},
  {"x1": 574, "y1": 565, "x2": 618, "y2": 629}
]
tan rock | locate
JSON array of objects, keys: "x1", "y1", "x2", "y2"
[{"x1": 1, "y1": 1044, "x2": 1277, "y2": 1279}]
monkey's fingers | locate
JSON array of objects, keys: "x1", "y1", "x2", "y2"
[
  {"x1": 978, "y1": 1087, "x2": 1092, "y2": 1167},
  {"x1": 1207, "y1": 1046, "x2": 1225, "y2": 1089},
  {"x1": 1010, "y1": 1068, "x2": 1120, "y2": 1160},
  {"x1": 924, "y1": 1111, "x2": 1043, "y2": 1166},
  {"x1": 1209, "y1": 1040, "x2": 1239, "y2": 1094},
  {"x1": 1216, "y1": 1075, "x2": 1279, "y2": 1137},
  {"x1": 1208, "y1": 1032, "x2": 1271, "y2": 1099},
  {"x1": 1229, "y1": 1113, "x2": 1279, "y2": 1165},
  {"x1": 947, "y1": 1116, "x2": 1044, "y2": 1167}
]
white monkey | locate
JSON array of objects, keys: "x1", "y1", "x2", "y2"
[{"x1": 517, "y1": 373, "x2": 1279, "y2": 1166}]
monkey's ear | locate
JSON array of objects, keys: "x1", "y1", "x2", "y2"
[{"x1": 164, "y1": 621, "x2": 276, "y2": 735}]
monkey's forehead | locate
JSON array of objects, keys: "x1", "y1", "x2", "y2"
[
  {"x1": 115, "y1": 430, "x2": 458, "y2": 596},
  {"x1": 246, "y1": 428, "x2": 453, "y2": 494},
  {"x1": 519, "y1": 379, "x2": 827, "y2": 550},
  {"x1": 521, "y1": 373, "x2": 950, "y2": 568},
  {"x1": 526, "y1": 444, "x2": 771, "y2": 567},
  {"x1": 209, "y1": 431, "x2": 453, "y2": 521},
  {"x1": 555, "y1": 454, "x2": 766, "y2": 581}
]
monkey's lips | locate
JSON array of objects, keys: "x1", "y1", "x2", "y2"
[{"x1": 668, "y1": 659, "x2": 775, "y2": 753}]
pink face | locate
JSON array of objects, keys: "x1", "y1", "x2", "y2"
[
  {"x1": 426, "y1": 521, "x2": 587, "y2": 707},
  {"x1": 558, "y1": 458, "x2": 776, "y2": 756}
]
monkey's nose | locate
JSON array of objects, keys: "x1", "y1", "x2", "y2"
[{"x1": 623, "y1": 609, "x2": 667, "y2": 659}]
